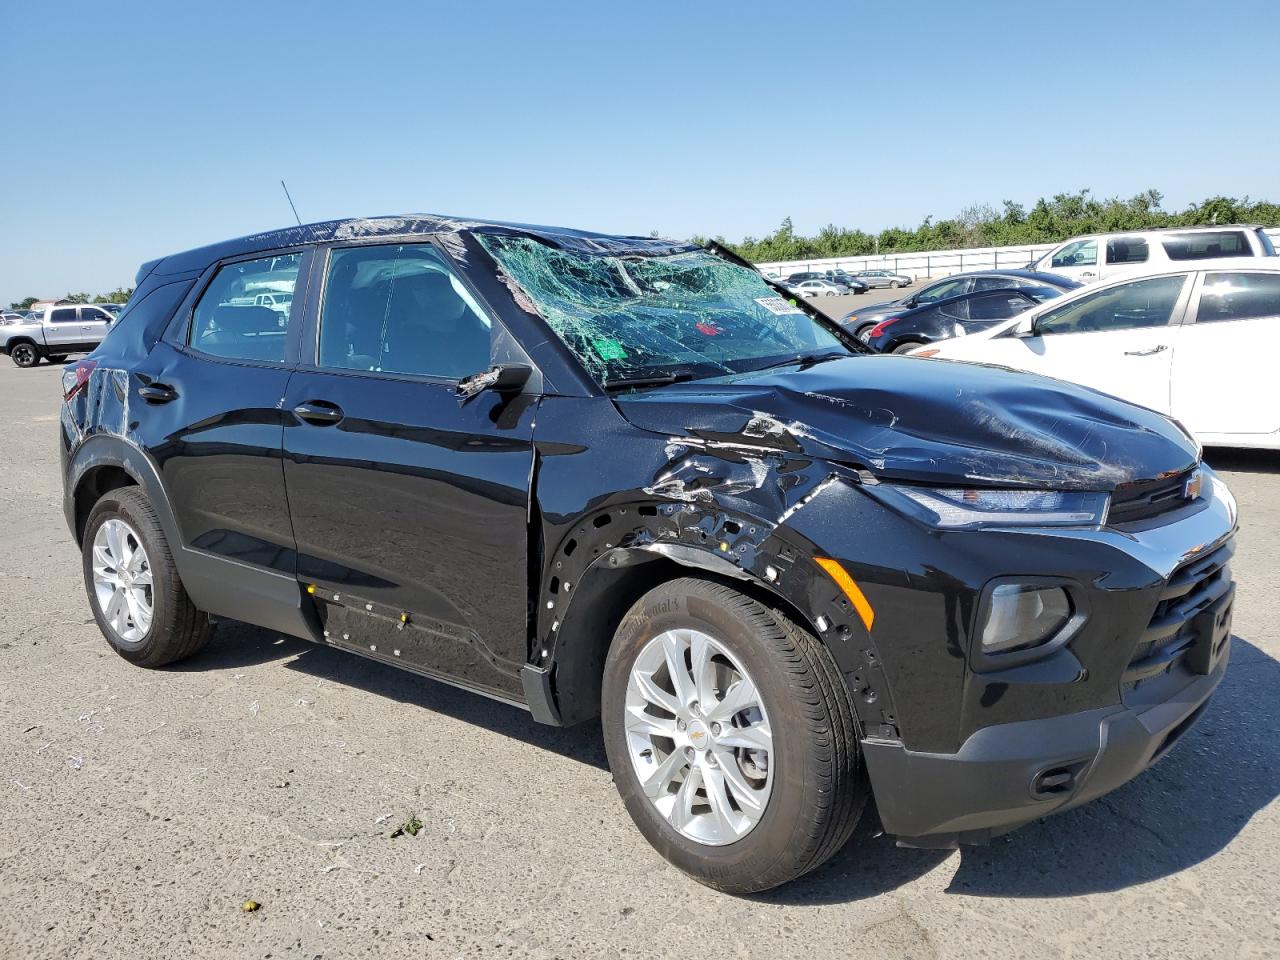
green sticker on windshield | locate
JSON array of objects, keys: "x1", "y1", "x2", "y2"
[{"x1": 592, "y1": 338, "x2": 628, "y2": 361}]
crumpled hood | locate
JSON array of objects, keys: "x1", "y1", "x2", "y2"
[{"x1": 614, "y1": 356, "x2": 1198, "y2": 489}]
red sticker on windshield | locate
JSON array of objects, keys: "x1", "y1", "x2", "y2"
[{"x1": 695, "y1": 320, "x2": 723, "y2": 336}]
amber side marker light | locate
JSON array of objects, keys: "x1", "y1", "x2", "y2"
[
  {"x1": 913, "y1": 348, "x2": 940, "y2": 358},
  {"x1": 814, "y1": 558, "x2": 875, "y2": 632}
]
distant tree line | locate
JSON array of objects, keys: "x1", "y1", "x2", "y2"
[
  {"x1": 694, "y1": 190, "x2": 1280, "y2": 263},
  {"x1": 9, "y1": 287, "x2": 133, "y2": 311}
]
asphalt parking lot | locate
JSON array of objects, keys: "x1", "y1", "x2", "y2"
[
  {"x1": 800, "y1": 283, "x2": 908, "y2": 323},
  {"x1": 1, "y1": 358, "x2": 1277, "y2": 959}
]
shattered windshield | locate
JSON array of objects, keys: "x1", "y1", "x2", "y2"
[{"x1": 478, "y1": 235, "x2": 853, "y2": 385}]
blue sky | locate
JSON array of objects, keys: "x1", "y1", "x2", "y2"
[{"x1": 2, "y1": 0, "x2": 1278, "y2": 305}]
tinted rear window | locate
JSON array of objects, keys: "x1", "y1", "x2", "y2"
[{"x1": 1161, "y1": 231, "x2": 1252, "y2": 260}]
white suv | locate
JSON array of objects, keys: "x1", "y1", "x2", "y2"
[{"x1": 1030, "y1": 225, "x2": 1276, "y2": 284}]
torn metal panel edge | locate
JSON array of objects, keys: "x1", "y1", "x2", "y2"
[{"x1": 536, "y1": 443, "x2": 899, "y2": 737}]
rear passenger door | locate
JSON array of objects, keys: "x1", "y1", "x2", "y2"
[
  {"x1": 44, "y1": 306, "x2": 86, "y2": 351},
  {"x1": 1171, "y1": 271, "x2": 1280, "y2": 437},
  {"x1": 281, "y1": 241, "x2": 538, "y2": 701},
  {"x1": 1100, "y1": 236, "x2": 1150, "y2": 281},
  {"x1": 963, "y1": 291, "x2": 1037, "y2": 329},
  {"x1": 145, "y1": 249, "x2": 310, "y2": 573}
]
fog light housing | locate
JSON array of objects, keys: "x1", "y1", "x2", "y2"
[{"x1": 981, "y1": 584, "x2": 1072, "y2": 655}]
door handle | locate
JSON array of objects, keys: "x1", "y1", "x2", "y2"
[
  {"x1": 293, "y1": 400, "x2": 345, "y2": 425},
  {"x1": 138, "y1": 383, "x2": 178, "y2": 403},
  {"x1": 1124, "y1": 344, "x2": 1168, "y2": 356}
]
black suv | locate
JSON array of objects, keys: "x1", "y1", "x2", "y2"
[{"x1": 61, "y1": 215, "x2": 1237, "y2": 893}]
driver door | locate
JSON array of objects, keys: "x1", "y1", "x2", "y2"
[
  {"x1": 978, "y1": 274, "x2": 1192, "y2": 414},
  {"x1": 281, "y1": 240, "x2": 538, "y2": 701},
  {"x1": 1046, "y1": 238, "x2": 1100, "y2": 284}
]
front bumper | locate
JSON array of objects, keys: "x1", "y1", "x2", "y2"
[
  {"x1": 863, "y1": 640, "x2": 1228, "y2": 845},
  {"x1": 783, "y1": 465, "x2": 1238, "y2": 848}
]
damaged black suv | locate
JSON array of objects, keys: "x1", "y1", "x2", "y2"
[{"x1": 61, "y1": 215, "x2": 1237, "y2": 893}]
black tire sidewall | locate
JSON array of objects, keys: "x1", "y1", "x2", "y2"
[
  {"x1": 602, "y1": 582, "x2": 832, "y2": 891},
  {"x1": 11, "y1": 344, "x2": 38, "y2": 367},
  {"x1": 82, "y1": 490, "x2": 177, "y2": 666}
]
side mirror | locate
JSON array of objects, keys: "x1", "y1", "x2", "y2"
[
  {"x1": 1010, "y1": 314, "x2": 1037, "y2": 337},
  {"x1": 457, "y1": 362, "x2": 532, "y2": 400}
]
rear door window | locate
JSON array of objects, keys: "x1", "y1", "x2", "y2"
[
  {"x1": 188, "y1": 253, "x2": 301, "y2": 363},
  {"x1": 972, "y1": 276, "x2": 1018, "y2": 292},
  {"x1": 1194, "y1": 272, "x2": 1280, "y2": 324},
  {"x1": 317, "y1": 243, "x2": 492, "y2": 380},
  {"x1": 1162, "y1": 231, "x2": 1252, "y2": 260},
  {"x1": 1035, "y1": 275, "x2": 1187, "y2": 335},
  {"x1": 968, "y1": 292, "x2": 1034, "y2": 321},
  {"x1": 1106, "y1": 237, "x2": 1149, "y2": 264},
  {"x1": 50, "y1": 308, "x2": 79, "y2": 323}
]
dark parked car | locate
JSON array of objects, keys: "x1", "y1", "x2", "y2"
[
  {"x1": 863, "y1": 285, "x2": 1062, "y2": 354},
  {"x1": 782, "y1": 270, "x2": 825, "y2": 283},
  {"x1": 821, "y1": 270, "x2": 869, "y2": 293},
  {"x1": 837, "y1": 269, "x2": 1081, "y2": 340},
  {"x1": 61, "y1": 215, "x2": 1236, "y2": 894}
]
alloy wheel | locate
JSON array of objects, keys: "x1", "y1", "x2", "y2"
[
  {"x1": 11, "y1": 344, "x2": 37, "y2": 367},
  {"x1": 624, "y1": 628, "x2": 774, "y2": 845},
  {"x1": 91, "y1": 518, "x2": 154, "y2": 644}
]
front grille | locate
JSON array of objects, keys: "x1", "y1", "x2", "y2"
[
  {"x1": 1108, "y1": 467, "x2": 1199, "y2": 526},
  {"x1": 1123, "y1": 539, "x2": 1234, "y2": 701}
]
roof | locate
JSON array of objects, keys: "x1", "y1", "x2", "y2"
[
  {"x1": 144, "y1": 214, "x2": 698, "y2": 281},
  {"x1": 948, "y1": 268, "x2": 1081, "y2": 286}
]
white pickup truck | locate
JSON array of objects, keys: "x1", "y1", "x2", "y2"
[{"x1": 1, "y1": 304, "x2": 115, "y2": 367}]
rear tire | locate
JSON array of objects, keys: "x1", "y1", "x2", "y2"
[
  {"x1": 602, "y1": 578, "x2": 865, "y2": 893},
  {"x1": 82, "y1": 487, "x2": 213, "y2": 667},
  {"x1": 891, "y1": 342, "x2": 921, "y2": 354},
  {"x1": 10, "y1": 342, "x2": 39, "y2": 367}
]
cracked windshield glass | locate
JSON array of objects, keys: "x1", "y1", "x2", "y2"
[{"x1": 478, "y1": 236, "x2": 852, "y2": 386}]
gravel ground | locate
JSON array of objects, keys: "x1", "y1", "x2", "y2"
[{"x1": 1, "y1": 357, "x2": 1277, "y2": 960}]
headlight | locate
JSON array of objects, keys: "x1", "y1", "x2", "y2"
[
  {"x1": 870, "y1": 484, "x2": 1109, "y2": 529},
  {"x1": 980, "y1": 584, "x2": 1073, "y2": 654}
]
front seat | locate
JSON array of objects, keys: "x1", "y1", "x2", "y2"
[{"x1": 383, "y1": 272, "x2": 490, "y2": 379}]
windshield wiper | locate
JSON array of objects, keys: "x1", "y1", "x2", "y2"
[
  {"x1": 602, "y1": 371, "x2": 697, "y2": 392},
  {"x1": 754, "y1": 350, "x2": 850, "y2": 373}
]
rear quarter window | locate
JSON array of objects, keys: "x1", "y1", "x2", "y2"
[{"x1": 1162, "y1": 231, "x2": 1252, "y2": 260}]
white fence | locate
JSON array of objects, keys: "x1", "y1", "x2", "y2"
[{"x1": 755, "y1": 228, "x2": 1280, "y2": 282}]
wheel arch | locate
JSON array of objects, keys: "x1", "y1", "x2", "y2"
[
  {"x1": 67, "y1": 434, "x2": 182, "y2": 549},
  {"x1": 529, "y1": 500, "x2": 893, "y2": 735}
]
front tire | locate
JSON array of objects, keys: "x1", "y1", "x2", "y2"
[
  {"x1": 10, "y1": 342, "x2": 39, "y2": 367},
  {"x1": 82, "y1": 487, "x2": 212, "y2": 667},
  {"x1": 890, "y1": 280, "x2": 903, "y2": 289},
  {"x1": 602, "y1": 578, "x2": 865, "y2": 893}
]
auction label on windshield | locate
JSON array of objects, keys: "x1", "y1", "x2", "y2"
[
  {"x1": 755, "y1": 296, "x2": 804, "y2": 316},
  {"x1": 592, "y1": 337, "x2": 628, "y2": 361}
]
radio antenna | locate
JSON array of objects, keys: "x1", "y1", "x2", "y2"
[{"x1": 280, "y1": 179, "x2": 302, "y2": 226}]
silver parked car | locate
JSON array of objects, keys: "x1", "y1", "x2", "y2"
[
  {"x1": 852, "y1": 269, "x2": 913, "y2": 289},
  {"x1": 791, "y1": 279, "x2": 849, "y2": 297},
  {"x1": 0, "y1": 303, "x2": 116, "y2": 367}
]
